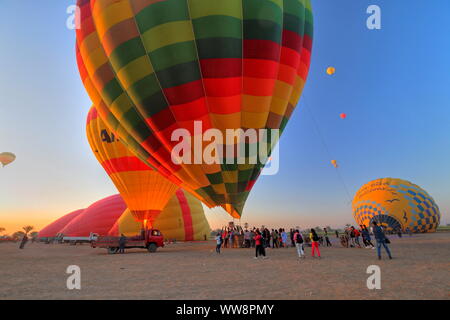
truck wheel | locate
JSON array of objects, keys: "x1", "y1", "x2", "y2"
[
  {"x1": 107, "y1": 247, "x2": 118, "y2": 254},
  {"x1": 147, "y1": 243, "x2": 157, "y2": 253}
]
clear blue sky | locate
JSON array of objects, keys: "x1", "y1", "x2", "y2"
[{"x1": 1, "y1": 0, "x2": 449, "y2": 231}]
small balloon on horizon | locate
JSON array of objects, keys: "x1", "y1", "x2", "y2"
[{"x1": 340, "y1": 113, "x2": 347, "y2": 119}]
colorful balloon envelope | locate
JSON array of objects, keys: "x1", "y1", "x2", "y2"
[
  {"x1": 76, "y1": 0, "x2": 313, "y2": 218},
  {"x1": 109, "y1": 189, "x2": 211, "y2": 241},
  {"x1": 86, "y1": 106, "x2": 178, "y2": 227},
  {"x1": 331, "y1": 160, "x2": 338, "y2": 168},
  {"x1": 340, "y1": 113, "x2": 346, "y2": 119},
  {"x1": 353, "y1": 178, "x2": 441, "y2": 233},
  {"x1": 0, "y1": 152, "x2": 16, "y2": 167},
  {"x1": 326, "y1": 66, "x2": 335, "y2": 75}
]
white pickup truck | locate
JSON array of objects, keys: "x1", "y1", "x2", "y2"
[{"x1": 63, "y1": 232, "x2": 99, "y2": 245}]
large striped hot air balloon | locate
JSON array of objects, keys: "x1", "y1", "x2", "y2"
[
  {"x1": 109, "y1": 189, "x2": 211, "y2": 241},
  {"x1": 86, "y1": 106, "x2": 178, "y2": 229},
  {"x1": 76, "y1": 0, "x2": 313, "y2": 218}
]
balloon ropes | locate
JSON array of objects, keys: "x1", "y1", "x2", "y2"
[{"x1": 301, "y1": 92, "x2": 353, "y2": 204}]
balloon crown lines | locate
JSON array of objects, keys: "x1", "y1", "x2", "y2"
[{"x1": 171, "y1": 121, "x2": 280, "y2": 176}]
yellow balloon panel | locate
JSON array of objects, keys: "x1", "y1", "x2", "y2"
[
  {"x1": 111, "y1": 189, "x2": 211, "y2": 241},
  {"x1": 86, "y1": 106, "x2": 178, "y2": 223},
  {"x1": 352, "y1": 178, "x2": 440, "y2": 233}
]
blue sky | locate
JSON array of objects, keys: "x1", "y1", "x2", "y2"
[{"x1": 0, "y1": 0, "x2": 449, "y2": 231}]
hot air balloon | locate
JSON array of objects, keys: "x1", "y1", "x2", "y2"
[
  {"x1": 109, "y1": 189, "x2": 211, "y2": 241},
  {"x1": 0, "y1": 152, "x2": 16, "y2": 167},
  {"x1": 340, "y1": 113, "x2": 346, "y2": 119},
  {"x1": 76, "y1": 0, "x2": 313, "y2": 218},
  {"x1": 331, "y1": 160, "x2": 338, "y2": 168},
  {"x1": 86, "y1": 106, "x2": 178, "y2": 229},
  {"x1": 38, "y1": 209, "x2": 85, "y2": 240},
  {"x1": 326, "y1": 67, "x2": 335, "y2": 75},
  {"x1": 60, "y1": 195, "x2": 126, "y2": 237},
  {"x1": 353, "y1": 178, "x2": 441, "y2": 233}
]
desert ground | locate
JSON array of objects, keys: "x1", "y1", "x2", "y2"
[{"x1": 0, "y1": 233, "x2": 449, "y2": 300}]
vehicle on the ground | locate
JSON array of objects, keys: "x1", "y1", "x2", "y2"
[
  {"x1": 91, "y1": 229, "x2": 164, "y2": 254},
  {"x1": 63, "y1": 232, "x2": 99, "y2": 245}
]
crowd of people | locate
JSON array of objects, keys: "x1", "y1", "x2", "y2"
[{"x1": 215, "y1": 221, "x2": 394, "y2": 260}]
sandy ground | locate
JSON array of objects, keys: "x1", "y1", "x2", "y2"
[{"x1": 0, "y1": 233, "x2": 449, "y2": 300}]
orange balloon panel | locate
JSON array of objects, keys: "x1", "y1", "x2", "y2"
[
  {"x1": 86, "y1": 106, "x2": 178, "y2": 224},
  {"x1": 109, "y1": 189, "x2": 211, "y2": 241}
]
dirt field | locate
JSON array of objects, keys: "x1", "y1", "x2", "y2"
[{"x1": 0, "y1": 233, "x2": 449, "y2": 300}]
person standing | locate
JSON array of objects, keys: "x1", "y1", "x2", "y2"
[
  {"x1": 19, "y1": 234, "x2": 28, "y2": 249},
  {"x1": 223, "y1": 229, "x2": 228, "y2": 248},
  {"x1": 215, "y1": 232, "x2": 222, "y2": 254},
  {"x1": 294, "y1": 229, "x2": 305, "y2": 259},
  {"x1": 271, "y1": 229, "x2": 278, "y2": 248},
  {"x1": 372, "y1": 221, "x2": 392, "y2": 260},
  {"x1": 289, "y1": 229, "x2": 295, "y2": 247},
  {"x1": 228, "y1": 229, "x2": 234, "y2": 248},
  {"x1": 281, "y1": 229, "x2": 288, "y2": 248},
  {"x1": 254, "y1": 230, "x2": 266, "y2": 259},
  {"x1": 244, "y1": 229, "x2": 251, "y2": 248},
  {"x1": 118, "y1": 233, "x2": 127, "y2": 254},
  {"x1": 250, "y1": 229, "x2": 256, "y2": 248},
  {"x1": 324, "y1": 228, "x2": 332, "y2": 247},
  {"x1": 335, "y1": 230, "x2": 339, "y2": 238},
  {"x1": 309, "y1": 229, "x2": 321, "y2": 258}
]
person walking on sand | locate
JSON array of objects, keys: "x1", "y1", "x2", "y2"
[
  {"x1": 215, "y1": 232, "x2": 222, "y2": 254},
  {"x1": 118, "y1": 233, "x2": 126, "y2": 254},
  {"x1": 309, "y1": 229, "x2": 321, "y2": 258},
  {"x1": 294, "y1": 229, "x2": 305, "y2": 259},
  {"x1": 19, "y1": 234, "x2": 28, "y2": 249},
  {"x1": 254, "y1": 230, "x2": 266, "y2": 259},
  {"x1": 372, "y1": 221, "x2": 392, "y2": 260}
]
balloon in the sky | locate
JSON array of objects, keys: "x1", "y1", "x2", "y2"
[
  {"x1": 0, "y1": 152, "x2": 16, "y2": 167},
  {"x1": 86, "y1": 106, "x2": 178, "y2": 228},
  {"x1": 331, "y1": 160, "x2": 338, "y2": 168},
  {"x1": 109, "y1": 189, "x2": 211, "y2": 241},
  {"x1": 340, "y1": 113, "x2": 347, "y2": 119},
  {"x1": 353, "y1": 178, "x2": 441, "y2": 233},
  {"x1": 326, "y1": 67, "x2": 335, "y2": 75},
  {"x1": 75, "y1": 0, "x2": 314, "y2": 218}
]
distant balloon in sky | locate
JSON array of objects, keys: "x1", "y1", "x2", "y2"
[
  {"x1": 340, "y1": 113, "x2": 347, "y2": 119},
  {"x1": 331, "y1": 160, "x2": 338, "y2": 168},
  {"x1": 86, "y1": 106, "x2": 178, "y2": 229},
  {"x1": 75, "y1": 0, "x2": 314, "y2": 219},
  {"x1": 0, "y1": 152, "x2": 16, "y2": 167},
  {"x1": 326, "y1": 67, "x2": 335, "y2": 75},
  {"x1": 353, "y1": 178, "x2": 441, "y2": 233}
]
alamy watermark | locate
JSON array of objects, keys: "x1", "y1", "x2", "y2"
[
  {"x1": 66, "y1": 265, "x2": 81, "y2": 290},
  {"x1": 366, "y1": 265, "x2": 381, "y2": 289},
  {"x1": 171, "y1": 121, "x2": 280, "y2": 175},
  {"x1": 367, "y1": 5, "x2": 381, "y2": 30}
]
